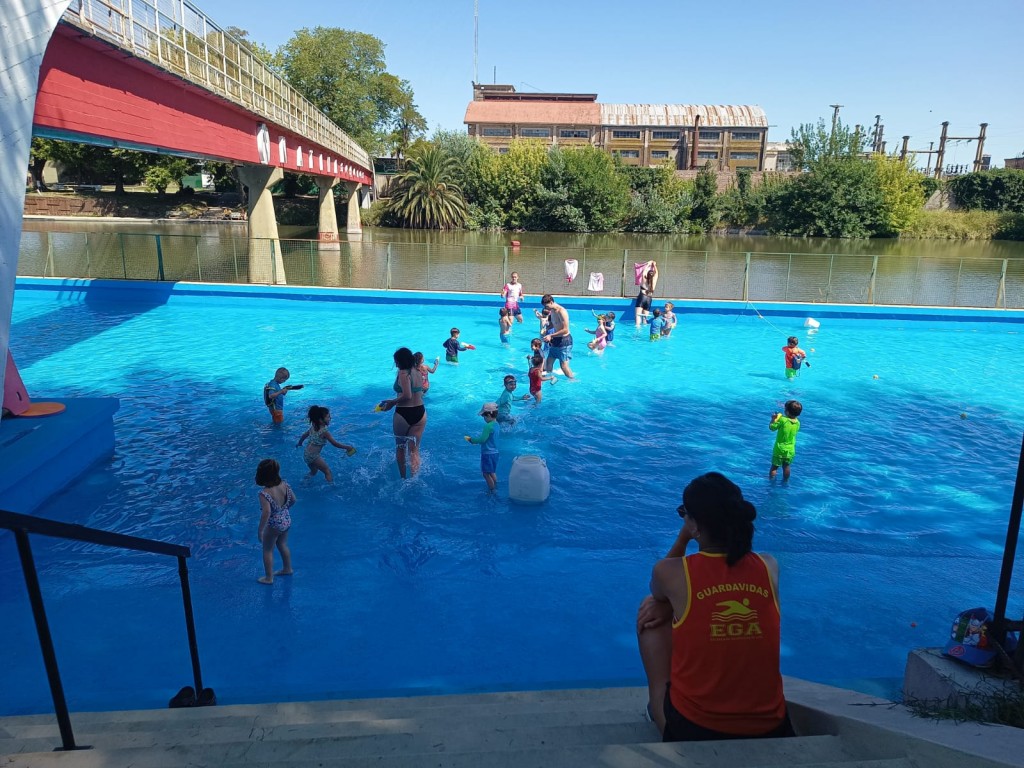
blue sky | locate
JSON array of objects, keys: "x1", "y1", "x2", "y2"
[{"x1": 199, "y1": 0, "x2": 1023, "y2": 168}]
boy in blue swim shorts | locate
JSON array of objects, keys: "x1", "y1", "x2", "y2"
[{"x1": 465, "y1": 401, "x2": 500, "y2": 491}]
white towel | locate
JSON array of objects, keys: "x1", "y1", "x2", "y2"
[
  {"x1": 588, "y1": 272, "x2": 604, "y2": 291},
  {"x1": 564, "y1": 259, "x2": 578, "y2": 283}
]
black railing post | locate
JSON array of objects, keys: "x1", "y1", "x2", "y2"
[
  {"x1": 14, "y1": 529, "x2": 84, "y2": 751},
  {"x1": 177, "y1": 556, "x2": 204, "y2": 694},
  {"x1": 992, "y1": 432, "x2": 1024, "y2": 658}
]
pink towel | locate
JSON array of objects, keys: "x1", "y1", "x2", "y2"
[{"x1": 634, "y1": 263, "x2": 646, "y2": 286}]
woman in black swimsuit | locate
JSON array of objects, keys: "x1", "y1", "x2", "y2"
[{"x1": 379, "y1": 347, "x2": 427, "y2": 478}]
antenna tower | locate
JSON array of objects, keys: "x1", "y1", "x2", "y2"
[{"x1": 473, "y1": 0, "x2": 479, "y2": 84}]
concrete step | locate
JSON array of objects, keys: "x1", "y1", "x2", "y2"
[
  {"x1": 0, "y1": 686, "x2": 648, "y2": 729},
  {"x1": 0, "y1": 735, "x2": 902, "y2": 768}
]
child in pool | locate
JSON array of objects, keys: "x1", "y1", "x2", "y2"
[
  {"x1": 527, "y1": 353, "x2": 556, "y2": 403},
  {"x1": 443, "y1": 328, "x2": 475, "y2": 363},
  {"x1": 496, "y1": 374, "x2": 530, "y2": 424},
  {"x1": 255, "y1": 458, "x2": 296, "y2": 584},
  {"x1": 414, "y1": 351, "x2": 439, "y2": 394},
  {"x1": 603, "y1": 312, "x2": 616, "y2": 343},
  {"x1": 296, "y1": 405, "x2": 356, "y2": 483},
  {"x1": 769, "y1": 400, "x2": 802, "y2": 481},
  {"x1": 661, "y1": 303, "x2": 677, "y2": 338},
  {"x1": 525, "y1": 337, "x2": 544, "y2": 364},
  {"x1": 534, "y1": 308, "x2": 551, "y2": 340},
  {"x1": 464, "y1": 402, "x2": 500, "y2": 491},
  {"x1": 782, "y1": 336, "x2": 810, "y2": 379},
  {"x1": 263, "y1": 367, "x2": 301, "y2": 424},
  {"x1": 585, "y1": 315, "x2": 609, "y2": 353},
  {"x1": 649, "y1": 308, "x2": 666, "y2": 340},
  {"x1": 499, "y1": 308, "x2": 513, "y2": 344}
]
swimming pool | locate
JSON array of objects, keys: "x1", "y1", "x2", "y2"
[{"x1": 3, "y1": 281, "x2": 1024, "y2": 715}]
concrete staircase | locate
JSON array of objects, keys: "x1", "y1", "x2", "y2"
[{"x1": 1, "y1": 681, "x2": 1021, "y2": 768}]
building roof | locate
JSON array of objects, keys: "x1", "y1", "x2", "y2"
[
  {"x1": 600, "y1": 104, "x2": 767, "y2": 128},
  {"x1": 465, "y1": 100, "x2": 601, "y2": 126},
  {"x1": 465, "y1": 99, "x2": 767, "y2": 128}
]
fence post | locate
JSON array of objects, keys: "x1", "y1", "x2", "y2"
[
  {"x1": 742, "y1": 252, "x2": 751, "y2": 302},
  {"x1": 45, "y1": 235, "x2": 54, "y2": 278},
  {"x1": 502, "y1": 246, "x2": 508, "y2": 282},
  {"x1": 270, "y1": 240, "x2": 277, "y2": 285},
  {"x1": 195, "y1": 239, "x2": 203, "y2": 282},
  {"x1": 85, "y1": 235, "x2": 92, "y2": 278},
  {"x1": 464, "y1": 244, "x2": 468, "y2": 291},
  {"x1": 232, "y1": 237, "x2": 239, "y2": 283},
  {"x1": 825, "y1": 254, "x2": 834, "y2": 304},
  {"x1": 621, "y1": 249, "x2": 628, "y2": 298},
  {"x1": 785, "y1": 254, "x2": 792, "y2": 302},
  {"x1": 998, "y1": 259, "x2": 1008, "y2": 309},
  {"x1": 155, "y1": 235, "x2": 165, "y2": 281},
  {"x1": 954, "y1": 258, "x2": 964, "y2": 307},
  {"x1": 868, "y1": 254, "x2": 878, "y2": 304},
  {"x1": 386, "y1": 243, "x2": 392, "y2": 290},
  {"x1": 119, "y1": 233, "x2": 127, "y2": 279}
]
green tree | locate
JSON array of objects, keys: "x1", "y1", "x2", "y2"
[
  {"x1": 764, "y1": 159, "x2": 885, "y2": 237},
  {"x1": 947, "y1": 169, "x2": 1024, "y2": 212},
  {"x1": 223, "y1": 27, "x2": 275, "y2": 67},
  {"x1": 870, "y1": 154, "x2": 925, "y2": 235},
  {"x1": 619, "y1": 164, "x2": 692, "y2": 233},
  {"x1": 528, "y1": 146, "x2": 629, "y2": 232},
  {"x1": 385, "y1": 146, "x2": 467, "y2": 229},
  {"x1": 276, "y1": 27, "x2": 424, "y2": 155},
  {"x1": 788, "y1": 117, "x2": 868, "y2": 172},
  {"x1": 474, "y1": 140, "x2": 549, "y2": 230},
  {"x1": 689, "y1": 162, "x2": 719, "y2": 231},
  {"x1": 144, "y1": 157, "x2": 198, "y2": 195},
  {"x1": 431, "y1": 130, "x2": 493, "y2": 205},
  {"x1": 387, "y1": 84, "x2": 428, "y2": 163}
]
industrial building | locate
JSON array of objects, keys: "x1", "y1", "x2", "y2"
[{"x1": 464, "y1": 84, "x2": 769, "y2": 171}]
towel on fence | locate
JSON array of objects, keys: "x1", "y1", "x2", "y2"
[
  {"x1": 588, "y1": 272, "x2": 604, "y2": 292},
  {"x1": 564, "y1": 259, "x2": 579, "y2": 284}
]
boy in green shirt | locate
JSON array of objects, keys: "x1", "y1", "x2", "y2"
[{"x1": 769, "y1": 400, "x2": 802, "y2": 481}]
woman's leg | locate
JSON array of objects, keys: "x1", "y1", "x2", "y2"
[
  {"x1": 407, "y1": 415, "x2": 427, "y2": 476},
  {"x1": 637, "y1": 619, "x2": 672, "y2": 735},
  {"x1": 275, "y1": 530, "x2": 292, "y2": 575},
  {"x1": 393, "y1": 413, "x2": 409, "y2": 478}
]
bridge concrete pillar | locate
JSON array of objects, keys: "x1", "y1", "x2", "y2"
[
  {"x1": 0, "y1": 0, "x2": 75, "y2": 401},
  {"x1": 237, "y1": 164, "x2": 285, "y2": 285},
  {"x1": 344, "y1": 181, "x2": 363, "y2": 235},
  {"x1": 313, "y1": 175, "x2": 342, "y2": 286}
]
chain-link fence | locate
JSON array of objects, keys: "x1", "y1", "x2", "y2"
[{"x1": 17, "y1": 230, "x2": 1024, "y2": 309}]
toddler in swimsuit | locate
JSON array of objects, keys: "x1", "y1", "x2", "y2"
[
  {"x1": 255, "y1": 458, "x2": 296, "y2": 584},
  {"x1": 296, "y1": 405, "x2": 356, "y2": 483}
]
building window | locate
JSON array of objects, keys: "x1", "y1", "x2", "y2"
[
  {"x1": 651, "y1": 150, "x2": 670, "y2": 159},
  {"x1": 498, "y1": 147, "x2": 509, "y2": 154},
  {"x1": 520, "y1": 127, "x2": 551, "y2": 138},
  {"x1": 731, "y1": 131, "x2": 761, "y2": 141},
  {"x1": 482, "y1": 126, "x2": 513, "y2": 137},
  {"x1": 559, "y1": 129, "x2": 590, "y2": 139},
  {"x1": 698, "y1": 130, "x2": 721, "y2": 141},
  {"x1": 612, "y1": 130, "x2": 641, "y2": 139},
  {"x1": 614, "y1": 150, "x2": 640, "y2": 158},
  {"x1": 731, "y1": 152, "x2": 759, "y2": 160},
  {"x1": 651, "y1": 130, "x2": 680, "y2": 140},
  {"x1": 697, "y1": 151, "x2": 719, "y2": 160}
]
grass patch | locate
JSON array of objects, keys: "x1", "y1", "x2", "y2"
[{"x1": 901, "y1": 209, "x2": 1024, "y2": 240}]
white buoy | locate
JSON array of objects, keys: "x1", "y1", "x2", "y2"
[
  {"x1": 508, "y1": 455, "x2": 550, "y2": 504},
  {"x1": 804, "y1": 317, "x2": 820, "y2": 329}
]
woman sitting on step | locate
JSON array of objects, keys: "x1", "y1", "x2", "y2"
[{"x1": 636, "y1": 472, "x2": 795, "y2": 742}]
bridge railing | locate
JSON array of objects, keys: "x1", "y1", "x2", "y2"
[
  {"x1": 17, "y1": 230, "x2": 1024, "y2": 310},
  {"x1": 63, "y1": 0, "x2": 370, "y2": 169}
]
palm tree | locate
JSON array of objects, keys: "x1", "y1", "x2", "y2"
[{"x1": 386, "y1": 147, "x2": 467, "y2": 230}]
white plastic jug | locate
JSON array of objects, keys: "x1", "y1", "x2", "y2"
[{"x1": 508, "y1": 455, "x2": 550, "y2": 504}]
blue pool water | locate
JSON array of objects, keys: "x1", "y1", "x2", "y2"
[{"x1": 3, "y1": 285, "x2": 1024, "y2": 715}]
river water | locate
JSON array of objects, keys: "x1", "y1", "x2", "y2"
[{"x1": 21, "y1": 217, "x2": 1024, "y2": 260}]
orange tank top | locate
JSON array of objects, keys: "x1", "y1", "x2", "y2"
[{"x1": 670, "y1": 551, "x2": 786, "y2": 735}]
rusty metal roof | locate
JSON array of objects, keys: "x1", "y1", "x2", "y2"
[{"x1": 600, "y1": 104, "x2": 767, "y2": 128}]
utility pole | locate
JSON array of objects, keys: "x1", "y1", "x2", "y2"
[
  {"x1": 473, "y1": 0, "x2": 478, "y2": 85},
  {"x1": 871, "y1": 115, "x2": 882, "y2": 153},
  {"x1": 935, "y1": 121, "x2": 949, "y2": 179},
  {"x1": 925, "y1": 141, "x2": 934, "y2": 174},
  {"x1": 973, "y1": 123, "x2": 988, "y2": 172},
  {"x1": 900, "y1": 136, "x2": 910, "y2": 161},
  {"x1": 829, "y1": 104, "x2": 843, "y2": 133}
]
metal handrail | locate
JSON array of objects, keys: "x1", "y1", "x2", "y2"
[
  {"x1": 1, "y1": 509, "x2": 210, "y2": 751},
  {"x1": 992, "y1": 435, "x2": 1024, "y2": 678},
  {"x1": 61, "y1": 0, "x2": 370, "y2": 170}
]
